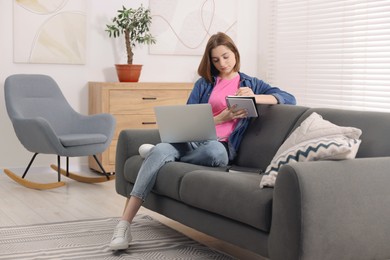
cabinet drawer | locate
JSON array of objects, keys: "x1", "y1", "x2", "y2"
[
  {"x1": 114, "y1": 115, "x2": 157, "y2": 137},
  {"x1": 110, "y1": 90, "x2": 189, "y2": 114}
]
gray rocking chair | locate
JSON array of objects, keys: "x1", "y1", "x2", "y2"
[{"x1": 4, "y1": 74, "x2": 116, "y2": 189}]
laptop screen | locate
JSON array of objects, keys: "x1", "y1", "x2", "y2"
[{"x1": 154, "y1": 104, "x2": 217, "y2": 143}]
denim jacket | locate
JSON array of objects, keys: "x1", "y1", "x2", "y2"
[{"x1": 187, "y1": 72, "x2": 296, "y2": 160}]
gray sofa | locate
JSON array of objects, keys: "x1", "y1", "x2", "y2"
[{"x1": 115, "y1": 104, "x2": 390, "y2": 260}]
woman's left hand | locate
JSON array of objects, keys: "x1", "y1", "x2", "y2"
[{"x1": 214, "y1": 106, "x2": 248, "y2": 125}]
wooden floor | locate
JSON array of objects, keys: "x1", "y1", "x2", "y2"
[{"x1": 0, "y1": 165, "x2": 266, "y2": 260}]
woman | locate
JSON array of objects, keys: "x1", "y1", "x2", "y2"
[{"x1": 109, "y1": 32, "x2": 296, "y2": 250}]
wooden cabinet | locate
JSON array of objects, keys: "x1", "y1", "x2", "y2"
[{"x1": 88, "y1": 82, "x2": 193, "y2": 173}]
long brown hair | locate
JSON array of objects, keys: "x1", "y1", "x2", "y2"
[{"x1": 197, "y1": 32, "x2": 241, "y2": 83}]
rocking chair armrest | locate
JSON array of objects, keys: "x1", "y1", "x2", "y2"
[
  {"x1": 11, "y1": 117, "x2": 63, "y2": 154},
  {"x1": 75, "y1": 113, "x2": 116, "y2": 137}
]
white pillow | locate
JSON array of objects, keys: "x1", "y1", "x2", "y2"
[{"x1": 260, "y1": 112, "x2": 362, "y2": 188}]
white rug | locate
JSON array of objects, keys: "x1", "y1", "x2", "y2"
[{"x1": 0, "y1": 214, "x2": 235, "y2": 259}]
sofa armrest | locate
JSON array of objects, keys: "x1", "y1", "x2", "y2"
[
  {"x1": 269, "y1": 157, "x2": 390, "y2": 260},
  {"x1": 115, "y1": 129, "x2": 161, "y2": 196}
]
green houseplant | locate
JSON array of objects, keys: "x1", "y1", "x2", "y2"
[{"x1": 106, "y1": 5, "x2": 156, "y2": 82}]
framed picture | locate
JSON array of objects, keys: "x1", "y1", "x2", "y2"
[
  {"x1": 149, "y1": 0, "x2": 237, "y2": 56},
  {"x1": 13, "y1": 0, "x2": 86, "y2": 64}
]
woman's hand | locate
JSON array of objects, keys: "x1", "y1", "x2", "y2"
[
  {"x1": 236, "y1": 87, "x2": 255, "y2": 97},
  {"x1": 237, "y1": 87, "x2": 278, "y2": 104},
  {"x1": 214, "y1": 106, "x2": 248, "y2": 125}
]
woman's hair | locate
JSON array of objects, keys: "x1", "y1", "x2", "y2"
[{"x1": 197, "y1": 32, "x2": 241, "y2": 83}]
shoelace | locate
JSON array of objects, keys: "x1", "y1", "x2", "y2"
[{"x1": 112, "y1": 223, "x2": 128, "y2": 239}]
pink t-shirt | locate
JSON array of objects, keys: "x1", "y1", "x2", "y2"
[{"x1": 208, "y1": 75, "x2": 240, "y2": 141}]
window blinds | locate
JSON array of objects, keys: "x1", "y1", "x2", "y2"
[{"x1": 264, "y1": 0, "x2": 390, "y2": 112}]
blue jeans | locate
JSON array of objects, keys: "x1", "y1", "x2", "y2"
[{"x1": 130, "y1": 141, "x2": 228, "y2": 201}]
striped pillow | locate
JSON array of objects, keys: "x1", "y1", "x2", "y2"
[{"x1": 260, "y1": 112, "x2": 362, "y2": 188}]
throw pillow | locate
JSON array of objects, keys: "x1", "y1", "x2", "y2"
[{"x1": 260, "y1": 112, "x2": 362, "y2": 188}]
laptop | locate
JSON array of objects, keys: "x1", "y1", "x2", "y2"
[{"x1": 154, "y1": 104, "x2": 217, "y2": 143}]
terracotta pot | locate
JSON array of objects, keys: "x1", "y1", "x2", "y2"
[{"x1": 115, "y1": 64, "x2": 143, "y2": 82}]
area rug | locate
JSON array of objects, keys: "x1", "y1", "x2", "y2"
[{"x1": 0, "y1": 214, "x2": 235, "y2": 259}]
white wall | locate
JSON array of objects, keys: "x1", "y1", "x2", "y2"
[{"x1": 0, "y1": 0, "x2": 259, "y2": 168}]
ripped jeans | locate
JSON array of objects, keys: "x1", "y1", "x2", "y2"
[{"x1": 130, "y1": 141, "x2": 228, "y2": 201}]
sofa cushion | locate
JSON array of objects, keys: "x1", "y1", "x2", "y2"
[
  {"x1": 180, "y1": 170, "x2": 273, "y2": 232},
  {"x1": 123, "y1": 156, "x2": 225, "y2": 201},
  {"x1": 260, "y1": 112, "x2": 362, "y2": 188}
]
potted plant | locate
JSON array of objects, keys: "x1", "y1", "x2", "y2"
[{"x1": 106, "y1": 5, "x2": 156, "y2": 82}]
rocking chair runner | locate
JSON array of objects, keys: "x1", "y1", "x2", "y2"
[{"x1": 4, "y1": 74, "x2": 116, "y2": 189}]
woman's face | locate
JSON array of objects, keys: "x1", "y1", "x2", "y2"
[{"x1": 211, "y1": 45, "x2": 237, "y2": 78}]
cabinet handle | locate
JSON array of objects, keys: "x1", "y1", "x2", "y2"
[
  {"x1": 142, "y1": 122, "x2": 157, "y2": 125},
  {"x1": 142, "y1": 97, "x2": 157, "y2": 100}
]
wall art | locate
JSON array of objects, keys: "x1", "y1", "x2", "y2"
[
  {"x1": 149, "y1": 0, "x2": 237, "y2": 56},
  {"x1": 13, "y1": 0, "x2": 86, "y2": 64}
]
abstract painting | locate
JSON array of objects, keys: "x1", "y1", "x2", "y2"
[
  {"x1": 149, "y1": 0, "x2": 237, "y2": 56},
  {"x1": 13, "y1": 0, "x2": 86, "y2": 64}
]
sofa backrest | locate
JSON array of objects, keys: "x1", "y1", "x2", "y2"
[
  {"x1": 296, "y1": 108, "x2": 390, "y2": 158},
  {"x1": 234, "y1": 104, "x2": 309, "y2": 170},
  {"x1": 235, "y1": 105, "x2": 390, "y2": 171}
]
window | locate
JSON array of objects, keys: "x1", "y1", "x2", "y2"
[{"x1": 261, "y1": 0, "x2": 390, "y2": 112}]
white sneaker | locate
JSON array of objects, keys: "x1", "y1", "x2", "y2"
[
  {"x1": 109, "y1": 220, "x2": 132, "y2": 250},
  {"x1": 138, "y1": 144, "x2": 155, "y2": 158}
]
